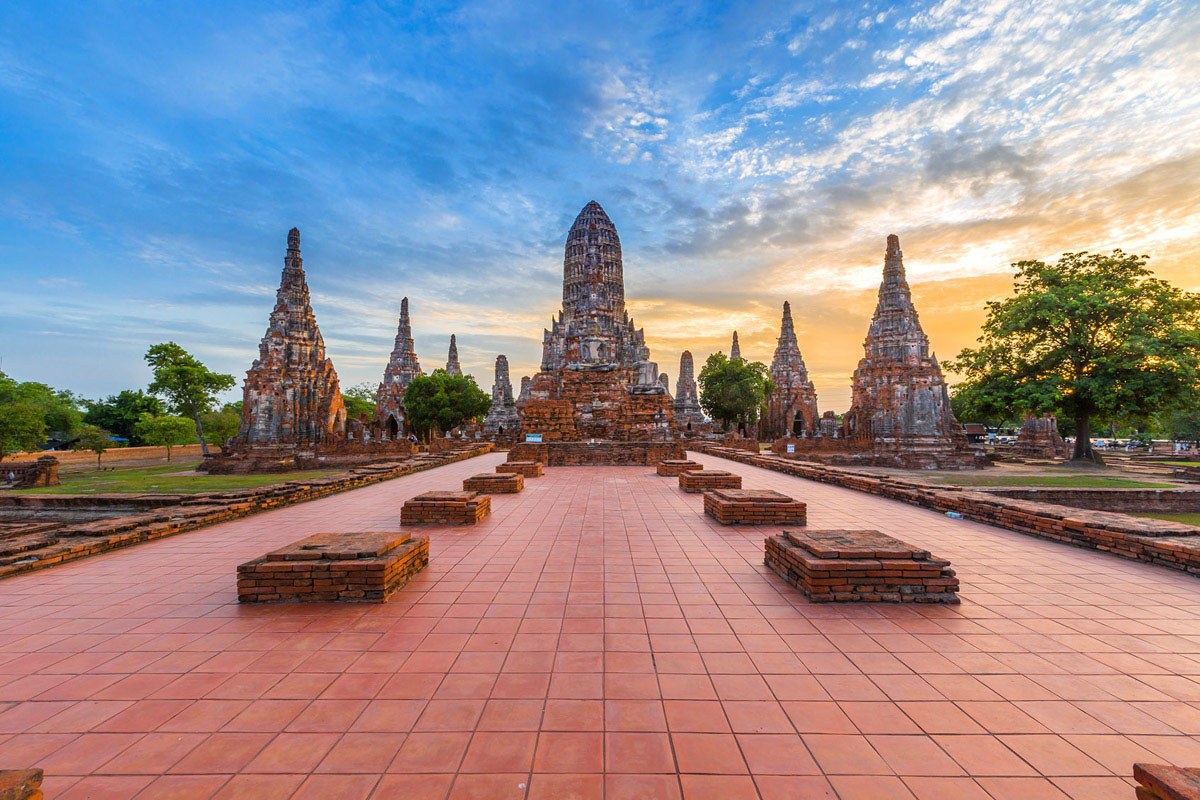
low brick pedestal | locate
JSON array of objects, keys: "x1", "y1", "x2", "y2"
[
  {"x1": 237, "y1": 531, "x2": 428, "y2": 604},
  {"x1": 0, "y1": 769, "x2": 43, "y2": 800},
  {"x1": 1135, "y1": 763, "x2": 1200, "y2": 799},
  {"x1": 765, "y1": 529, "x2": 958, "y2": 603},
  {"x1": 679, "y1": 470, "x2": 742, "y2": 493},
  {"x1": 463, "y1": 472, "x2": 524, "y2": 493},
  {"x1": 401, "y1": 491, "x2": 491, "y2": 525},
  {"x1": 657, "y1": 459, "x2": 701, "y2": 476},
  {"x1": 704, "y1": 489, "x2": 806, "y2": 525},
  {"x1": 497, "y1": 461, "x2": 543, "y2": 477}
]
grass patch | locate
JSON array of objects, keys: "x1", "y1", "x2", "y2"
[
  {"x1": 1146, "y1": 461, "x2": 1200, "y2": 467},
  {"x1": 12, "y1": 463, "x2": 338, "y2": 495},
  {"x1": 927, "y1": 474, "x2": 1176, "y2": 489},
  {"x1": 1136, "y1": 512, "x2": 1200, "y2": 526}
]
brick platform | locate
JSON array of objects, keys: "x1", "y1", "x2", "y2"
[
  {"x1": 236, "y1": 531, "x2": 429, "y2": 604},
  {"x1": 462, "y1": 472, "x2": 524, "y2": 493},
  {"x1": 400, "y1": 490, "x2": 491, "y2": 524},
  {"x1": 510, "y1": 440, "x2": 683, "y2": 466},
  {"x1": 0, "y1": 769, "x2": 42, "y2": 800},
  {"x1": 656, "y1": 459, "x2": 701, "y2": 476},
  {"x1": 765, "y1": 528, "x2": 959, "y2": 603},
  {"x1": 496, "y1": 460, "x2": 543, "y2": 477},
  {"x1": 678, "y1": 469, "x2": 741, "y2": 493},
  {"x1": 703, "y1": 488, "x2": 807, "y2": 525},
  {"x1": 1135, "y1": 763, "x2": 1200, "y2": 800}
]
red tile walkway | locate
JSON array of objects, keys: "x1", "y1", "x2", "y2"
[{"x1": 1, "y1": 451, "x2": 1199, "y2": 799}]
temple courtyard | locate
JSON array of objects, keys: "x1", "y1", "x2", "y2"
[{"x1": 3, "y1": 451, "x2": 1200, "y2": 799}]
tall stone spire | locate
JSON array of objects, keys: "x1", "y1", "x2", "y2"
[
  {"x1": 374, "y1": 297, "x2": 423, "y2": 438},
  {"x1": 235, "y1": 227, "x2": 347, "y2": 445},
  {"x1": 446, "y1": 334, "x2": 462, "y2": 376},
  {"x1": 673, "y1": 350, "x2": 704, "y2": 430},
  {"x1": 483, "y1": 355, "x2": 521, "y2": 437},
  {"x1": 563, "y1": 200, "x2": 624, "y2": 318},
  {"x1": 764, "y1": 301, "x2": 818, "y2": 439},
  {"x1": 730, "y1": 331, "x2": 742, "y2": 361},
  {"x1": 842, "y1": 235, "x2": 966, "y2": 450}
]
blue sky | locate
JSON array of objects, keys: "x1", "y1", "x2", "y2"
[{"x1": 2, "y1": 0, "x2": 1198, "y2": 409}]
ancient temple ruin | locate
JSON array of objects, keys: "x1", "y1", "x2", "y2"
[
  {"x1": 730, "y1": 331, "x2": 742, "y2": 360},
  {"x1": 445, "y1": 334, "x2": 462, "y2": 376},
  {"x1": 516, "y1": 201, "x2": 675, "y2": 441},
  {"x1": 1014, "y1": 413, "x2": 1067, "y2": 459},
  {"x1": 374, "y1": 297, "x2": 422, "y2": 439},
  {"x1": 482, "y1": 355, "x2": 521, "y2": 438},
  {"x1": 673, "y1": 350, "x2": 705, "y2": 433},
  {"x1": 763, "y1": 301, "x2": 819, "y2": 439},
  {"x1": 232, "y1": 228, "x2": 347, "y2": 447}
]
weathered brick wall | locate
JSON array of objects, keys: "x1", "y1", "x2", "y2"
[
  {"x1": 510, "y1": 441, "x2": 682, "y2": 466},
  {"x1": 690, "y1": 442, "x2": 1200, "y2": 577},
  {"x1": 496, "y1": 461, "x2": 543, "y2": 477},
  {"x1": 2, "y1": 444, "x2": 206, "y2": 466},
  {"x1": 981, "y1": 487, "x2": 1200, "y2": 513}
]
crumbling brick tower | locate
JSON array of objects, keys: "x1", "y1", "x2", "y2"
[
  {"x1": 673, "y1": 350, "x2": 705, "y2": 433},
  {"x1": 841, "y1": 235, "x2": 968, "y2": 461},
  {"x1": 235, "y1": 228, "x2": 346, "y2": 446},
  {"x1": 764, "y1": 301, "x2": 819, "y2": 439},
  {"x1": 483, "y1": 355, "x2": 522, "y2": 438},
  {"x1": 518, "y1": 201, "x2": 675, "y2": 441},
  {"x1": 374, "y1": 297, "x2": 422, "y2": 439}
]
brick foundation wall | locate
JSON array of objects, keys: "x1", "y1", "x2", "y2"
[
  {"x1": 463, "y1": 473, "x2": 524, "y2": 493},
  {"x1": 510, "y1": 441, "x2": 683, "y2": 466},
  {"x1": 0, "y1": 444, "x2": 493, "y2": 581},
  {"x1": 765, "y1": 529, "x2": 959, "y2": 603},
  {"x1": 237, "y1": 531, "x2": 429, "y2": 603},
  {"x1": 678, "y1": 470, "x2": 742, "y2": 493},
  {"x1": 703, "y1": 489, "x2": 806, "y2": 525},
  {"x1": 982, "y1": 487, "x2": 1200, "y2": 514},
  {"x1": 401, "y1": 491, "x2": 491, "y2": 525},
  {"x1": 496, "y1": 461, "x2": 543, "y2": 477},
  {"x1": 657, "y1": 459, "x2": 701, "y2": 476},
  {"x1": 690, "y1": 443, "x2": 1200, "y2": 577}
]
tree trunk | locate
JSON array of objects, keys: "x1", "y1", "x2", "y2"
[
  {"x1": 96, "y1": 452, "x2": 102, "y2": 470},
  {"x1": 1071, "y1": 414, "x2": 1103, "y2": 464},
  {"x1": 166, "y1": 445, "x2": 172, "y2": 463},
  {"x1": 192, "y1": 413, "x2": 209, "y2": 457}
]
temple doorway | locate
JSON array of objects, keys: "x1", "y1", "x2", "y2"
[
  {"x1": 386, "y1": 416, "x2": 399, "y2": 440},
  {"x1": 792, "y1": 412, "x2": 805, "y2": 436}
]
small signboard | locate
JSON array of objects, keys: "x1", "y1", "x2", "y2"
[
  {"x1": 525, "y1": 433, "x2": 543, "y2": 443},
  {"x1": 786, "y1": 443, "x2": 795, "y2": 454}
]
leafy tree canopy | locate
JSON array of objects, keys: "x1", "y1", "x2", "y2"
[
  {"x1": 200, "y1": 409, "x2": 242, "y2": 452},
  {"x1": 85, "y1": 390, "x2": 164, "y2": 444},
  {"x1": 134, "y1": 413, "x2": 198, "y2": 462},
  {"x1": 342, "y1": 381, "x2": 377, "y2": 420},
  {"x1": 949, "y1": 251, "x2": 1200, "y2": 461},
  {"x1": 74, "y1": 423, "x2": 114, "y2": 468},
  {"x1": 1162, "y1": 409, "x2": 1200, "y2": 446},
  {"x1": 0, "y1": 371, "x2": 83, "y2": 460},
  {"x1": 145, "y1": 342, "x2": 236, "y2": 456},
  {"x1": 402, "y1": 370, "x2": 490, "y2": 441},
  {"x1": 698, "y1": 353, "x2": 773, "y2": 432}
]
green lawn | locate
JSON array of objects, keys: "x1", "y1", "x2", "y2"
[
  {"x1": 13, "y1": 464, "x2": 338, "y2": 495},
  {"x1": 927, "y1": 474, "x2": 1176, "y2": 489},
  {"x1": 1146, "y1": 461, "x2": 1200, "y2": 467},
  {"x1": 1138, "y1": 512, "x2": 1200, "y2": 526}
]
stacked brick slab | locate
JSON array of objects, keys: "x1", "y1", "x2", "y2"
[
  {"x1": 401, "y1": 491, "x2": 491, "y2": 525},
  {"x1": 510, "y1": 441, "x2": 682, "y2": 466},
  {"x1": 237, "y1": 531, "x2": 428, "y2": 604},
  {"x1": 704, "y1": 489, "x2": 807, "y2": 526},
  {"x1": 0, "y1": 769, "x2": 43, "y2": 800},
  {"x1": 657, "y1": 459, "x2": 701, "y2": 476},
  {"x1": 497, "y1": 461, "x2": 543, "y2": 477},
  {"x1": 463, "y1": 472, "x2": 523, "y2": 493},
  {"x1": 679, "y1": 470, "x2": 742, "y2": 493},
  {"x1": 1134, "y1": 763, "x2": 1200, "y2": 800},
  {"x1": 765, "y1": 529, "x2": 959, "y2": 603}
]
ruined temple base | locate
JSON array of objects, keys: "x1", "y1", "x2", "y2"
[
  {"x1": 497, "y1": 461, "x2": 543, "y2": 477},
  {"x1": 463, "y1": 472, "x2": 524, "y2": 493},
  {"x1": 704, "y1": 489, "x2": 806, "y2": 526},
  {"x1": 770, "y1": 436, "x2": 987, "y2": 470},
  {"x1": 201, "y1": 440, "x2": 418, "y2": 475},
  {"x1": 401, "y1": 491, "x2": 491, "y2": 525},
  {"x1": 237, "y1": 531, "x2": 428, "y2": 604},
  {"x1": 765, "y1": 529, "x2": 959, "y2": 603},
  {"x1": 509, "y1": 441, "x2": 683, "y2": 466},
  {"x1": 679, "y1": 470, "x2": 742, "y2": 493},
  {"x1": 657, "y1": 459, "x2": 701, "y2": 476}
]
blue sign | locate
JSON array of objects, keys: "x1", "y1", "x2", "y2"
[{"x1": 525, "y1": 433, "x2": 543, "y2": 443}]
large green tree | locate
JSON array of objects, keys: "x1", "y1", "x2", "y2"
[
  {"x1": 402, "y1": 370, "x2": 490, "y2": 442},
  {"x1": 145, "y1": 343, "x2": 236, "y2": 456},
  {"x1": 1162, "y1": 409, "x2": 1200, "y2": 448},
  {"x1": 84, "y1": 390, "x2": 164, "y2": 444},
  {"x1": 134, "y1": 413, "x2": 198, "y2": 462},
  {"x1": 698, "y1": 353, "x2": 773, "y2": 434},
  {"x1": 74, "y1": 424, "x2": 114, "y2": 469},
  {"x1": 342, "y1": 381, "x2": 378, "y2": 420},
  {"x1": 950, "y1": 251, "x2": 1200, "y2": 462},
  {"x1": 0, "y1": 372, "x2": 83, "y2": 460},
  {"x1": 200, "y1": 406, "x2": 242, "y2": 452}
]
